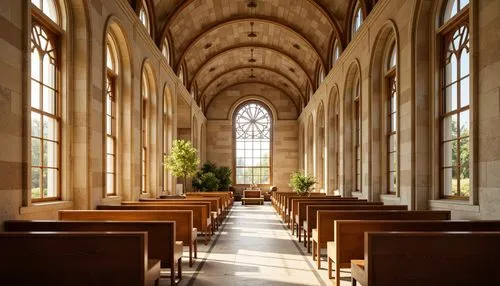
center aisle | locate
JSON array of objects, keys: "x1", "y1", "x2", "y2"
[{"x1": 174, "y1": 202, "x2": 332, "y2": 286}]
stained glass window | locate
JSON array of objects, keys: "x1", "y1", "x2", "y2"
[{"x1": 234, "y1": 102, "x2": 272, "y2": 185}]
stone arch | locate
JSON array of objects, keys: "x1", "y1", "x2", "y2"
[
  {"x1": 316, "y1": 102, "x2": 326, "y2": 192},
  {"x1": 342, "y1": 60, "x2": 362, "y2": 197},
  {"x1": 369, "y1": 20, "x2": 400, "y2": 201},
  {"x1": 306, "y1": 114, "x2": 315, "y2": 177},
  {"x1": 162, "y1": 83, "x2": 174, "y2": 193},
  {"x1": 327, "y1": 84, "x2": 341, "y2": 195},
  {"x1": 140, "y1": 59, "x2": 158, "y2": 197},
  {"x1": 103, "y1": 16, "x2": 134, "y2": 201}
]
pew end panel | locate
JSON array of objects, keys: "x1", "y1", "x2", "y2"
[
  {"x1": 0, "y1": 231, "x2": 160, "y2": 286},
  {"x1": 359, "y1": 231, "x2": 500, "y2": 286}
]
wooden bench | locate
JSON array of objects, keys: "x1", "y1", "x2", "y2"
[
  {"x1": 59, "y1": 210, "x2": 198, "y2": 267},
  {"x1": 332, "y1": 220, "x2": 500, "y2": 286},
  {"x1": 351, "y1": 231, "x2": 500, "y2": 286},
  {"x1": 292, "y1": 199, "x2": 370, "y2": 237},
  {"x1": 4, "y1": 220, "x2": 182, "y2": 285},
  {"x1": 136, "y1": 198, "x2": 222, "y2": 230},
  {"x1": 242, "y1": 190, "x2": 263, "y2": 205},
  {"x1": 312, "y1": 210, "x2": 451, "y2": 269},
  {"x1": 0, "y1": 231, "x2": 161, "y2": 286},
  {"x1": 186, "y1": 192, "x2": 232, "y2": 216},
  {"x1": 303, "y1": 203, "x2": 398, "y2": 251},
  {"x1": 283, "y1": 195, "x2": 347, "y2": 223},
  {"x1": 99, "y1": 204, "x2": 212, "y2": 244}
]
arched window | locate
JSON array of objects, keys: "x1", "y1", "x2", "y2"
[
  {"x1": 353, "y1": 77, "x2": 361, "y2": 192},
  {"x1": 351, "y1": 2, "x2": 364, "y2": 39},
  {"x1": 331, "y1": 39, "x2": 341, "y2": 67},
  {"x1": 234, "y1": 102, "x2": 272, "y2": 185},
  {"x1": 141, "y1": 72, "x2": 150, "y2": 194},
  {"x1": 386, "y1": 42, "x2": 398, "y2": 194},
  {"x1": 318, "y1": 66, "x2": 325, "y2": 87},
  {"x1": 439, "y1": 0, "x2": 470, "y2": 198},
  {"x1": 105, "y1": 36, "x2": 119, "y2": 197},
  {"x1": 138, "y1": 0, "x2": 150, "y2": 35},
  {"x1": 178, "y1": 65, "x2": 185, "y2": 85},
  {"x1": 162, "y1": 38, "x2": 170, "y2": 65},
  {"x1": 30, "y1": 0, "x2": 62, "y2": 202}
]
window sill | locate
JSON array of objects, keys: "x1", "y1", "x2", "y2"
[
  {"x1": 19, "y1": 200, "x2": 73, "y2": 215},
  {"x1": 380, "y1": 194, "x2": 401, "y2": 203},
  {"x1": 140, "y1": 193, "x2": 152, "y2": 199},
  {"x1": 351, "y1": 191, "x2": 363, "y2": 198},
  {"x1": 102, "y1": 196, "x2": 122, "y2": 204},
  {"x1": 429, "y1": 199, "x2": 479, "y2": 213}
]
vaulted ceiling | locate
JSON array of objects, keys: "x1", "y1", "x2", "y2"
[{"x1": 133, "y1": 0, "x2": 372, "y2": 112}]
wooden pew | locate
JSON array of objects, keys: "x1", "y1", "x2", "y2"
[
  {"x1": 136, "y1": 198, "x2": 221, "y2": 230},
  {"x1": 186, "y1": 192, "x2": 232, "y2": 215},
  {"x1": 332, "y1": 220, "x2": 500, "y2": 286},
  {"x1": 283, "y1": 195, "x2": 344, "y2": 223},
  {"x1": 351, "y1": 231, "x2": 500, "y2": 286},
  {"x1": 303, "y1": 203, "x2": 399, "y2": 251},
  {"x1": 183, "y1": 194, "x2": 227, "y2": 219},
  {"x1": 4, "y1": 220, "x2": 182, "y2": 285},
  {"x1": 99, "y1": 204, "x2": 212, "y2": 244},
  {"x1": 0, "y1": 231, "x2": 161, "y2": 286},
  {"x1": 292, "y1": 199, "x2": 369, "y2": 237},
  {"x1": 59, "y1": 210, "x2": 198, "y2": 267},
  {"x1": 312, "y1": 210, "x2": 451, "y2": 269}
]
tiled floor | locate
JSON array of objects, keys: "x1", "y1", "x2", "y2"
[{"x1": 162, "y1": 202, "x2": 351, "y2": 286}]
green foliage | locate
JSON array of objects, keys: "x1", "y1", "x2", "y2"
[
  {"x1": 200, "y1": 172, "x2": 220, "y2": 191},
  {"x1": 165, "y1": 140, "x2": 200, "y2": 193},
  {"x1": 215, "y1": 166, "x2": 232, "y2": 190},
  {"x1": 201, "y1": 161, "x2": 217, "y2": 174},
  {"x1": 289, "y1": 171, "x2": 316, "y2": 194},
  {"x1": 192, "y1": 161, "x2": 232, "y2": 192}
]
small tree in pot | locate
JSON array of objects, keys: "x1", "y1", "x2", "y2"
[
  {"x1": 289, "y1": 171, "x2": 316, "y2": 195},
  {"x1": 165, "y1": 140, "x2": 199, "y2": 194}
]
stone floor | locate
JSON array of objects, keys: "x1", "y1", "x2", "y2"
[{"x1": 160, "y1": 202, "x2": 352, "y2": 286}]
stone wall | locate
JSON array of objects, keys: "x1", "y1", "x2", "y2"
[
  {"x1": 299, "y1": 0, "x2": 500, "y2": 219},
  {"x1": 206, "y1": 83, "x2": 299, "y2": 191},
  {"x1": 0, "y1": 0, "x2": 206, "y2": 226}
]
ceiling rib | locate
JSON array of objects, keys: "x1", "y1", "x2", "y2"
[
  {"x1": 189, "y1": 44, "x2": 313, "y2": 91},
  {"x1": 161, "y1": 0, "x2": 341, "y2": 42},
  {"x1": 201, "y1": 65, "x2": 304, "y2": 101},
  {"x1": 205, "y1": 81, "x2": 300, "y2": 115},
  {"x1": 173, "y1": 17, "x2": 326, "y2": 72}
]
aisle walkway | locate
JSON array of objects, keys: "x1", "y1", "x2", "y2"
[{"x1": 173, "y1": 202, "x2": 335, "y2": 286}]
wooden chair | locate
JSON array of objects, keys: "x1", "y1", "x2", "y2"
[
  {"x1": 351, "y1": 231, "x2": 500, "y2": 286},
  {"x1": 0, "y1": 231, "x2": 161, "y2": 286},
  {"x1": 332, "y1": 220, "x2": 500, "y2": 286},
  {"x1": 312, "y1": 210, "x2": 451, "y2": 269},
  {"x1": 59, "y1": 210, "x2": 198, "y2": 267},
  {"x1": 4, "y1": 220, "x2": 183, "y2": 285}
]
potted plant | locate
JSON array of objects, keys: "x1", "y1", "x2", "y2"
[
  {"x1": 289, "y1": 171, "x2": 316, "y2": 196},
  {"x1": 164, "y1": 140, "x2": 200, "y2": 194},
  {"x1": 215, "y1": 166, "x2": 232, "y2": 191},
  {"x1": 192, "y1": 162, "x2": 232, "y2": 192}
]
